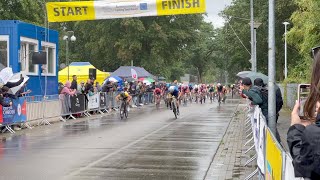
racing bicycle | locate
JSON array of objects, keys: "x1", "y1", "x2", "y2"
[{"x1": 120, "y1": 98, "x2": 128, "y2": 119}]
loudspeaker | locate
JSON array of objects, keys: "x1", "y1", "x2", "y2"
[
  {"x1": 32, "y1": 52, "x2": 47, "y2": 64},
  {"x1": 89, "y1": 68, "x2": 97, "y2": 80}
]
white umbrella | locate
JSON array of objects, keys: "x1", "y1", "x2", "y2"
[
  {"x1": 7, "y1": 73, "x2": 29, "y2": 95},
  {"x1": 0, "y1": 67, "x2": 13, "y2": 85},
  {"x1": 143, "y1": 80, "x2": 151, "y2": 85}
]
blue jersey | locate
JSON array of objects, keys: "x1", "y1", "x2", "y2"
[{"x1": 169, "y1": 86, "x2": 179, "y2": 97}]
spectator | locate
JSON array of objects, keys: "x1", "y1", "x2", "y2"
[
  {"x1": 95, "y1": 82, "x2": 102, "y2": 92},
  {"x1": 16, "y1": 82, "x2": 31, "y2": 97},
  {"x1": 85, "y1": 79, "x2": 93, "y2": 95},
  {"x1": 240, "y1": 77, "x2": 268, "y2": 120},
  {"x1": 60, "y1": 81, "x2": 76, "y2": 96},
  {"x1": 287, "y1": 48, "x2": 320, "y2": 179},
  {"x1": 78, "y1": 81, "x2": 86, "y2": 94},
  {"x1": 254, "y1": 78, "x2": 283, "y2": 142},
  {"x1": 70, "y1": 75, "x2": 78, "y2": 90},
  {"x1": 129, "y1": 82, "x2": 137, "y2": 107},
  {"x1": 254, "y1": 78, "x2": 283, "y2": 122}
]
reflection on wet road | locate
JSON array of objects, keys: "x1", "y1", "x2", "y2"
[{"x1": 0, "y1": 100, "x2": 239, "y2": 180}]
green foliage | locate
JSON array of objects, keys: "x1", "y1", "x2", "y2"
[
  {"x1": 286, "y1": 0, "x2": 320, "y2": 81},
  {"x1": 213, "y1": 0, "x2": 300, "y2": 83}
]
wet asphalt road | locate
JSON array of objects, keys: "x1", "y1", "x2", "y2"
[{"x1": 0, "y1": 99, "x2": 239, "y2": 180}]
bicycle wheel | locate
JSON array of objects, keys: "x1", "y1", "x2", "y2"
[
  {"x1": 156, "y1": 96, "x2": 160, "y2": 110},
  {"x1": 183, "y1": 96, "x2": 187, "y2": 106},
  {"x1": 120, "y1": 102, "x2": 124, "y2": 119},
  {"x1": 124, "y1": 103, "x2": 128, "y2": 118},
  {"x1": 172, "y1": 101, "x2": 177, "y2": 119}
]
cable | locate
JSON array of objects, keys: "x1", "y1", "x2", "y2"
[{"x1": 226, "y1": 19, "x2": 252, "y2": 56}]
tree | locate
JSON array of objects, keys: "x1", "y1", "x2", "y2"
[
  {"x1": 286, "y1": 0, "x2": 320, "y2": 81},
  {"x1": 214, "y1": 0, "x2": 300, "y2": 83}
]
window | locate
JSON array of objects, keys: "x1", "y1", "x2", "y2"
[
  {"x1": 41, "y1": 42, "x2": 56, "y2": 76},
  {"x1": 0, "y1": 35, "x2": 9, "y2": 68},
  {"x1": 20, "y1": 37, "x2": 39, "y2": 75}
]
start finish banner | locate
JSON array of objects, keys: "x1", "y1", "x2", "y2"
[{"x1": 46, "y1": 0, "x2": 206, "y2": 22}]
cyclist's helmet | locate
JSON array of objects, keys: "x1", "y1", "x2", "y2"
[
  {"x1": 169, "y1": 86, "x2": 175, "y2": 93},
  {"x1": 217, "y1": 83, "x2": 221, "y2": 86}
]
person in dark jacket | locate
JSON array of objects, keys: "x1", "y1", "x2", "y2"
[
  {"x1": 240, "y1": 77, "x2": 268, "y2": 120},
  {"x1": 70, "y1": 75, "x2": 78, "y2": 90},
  {"x1": 287, "y1": 47, "x2": 320, "y2": 179},
  {"x1": 254, "y1": 78, "x2": 284, "y2": 121},
  {"x1": 5, "y1": 74, "x2": 24, "y2": 88}
]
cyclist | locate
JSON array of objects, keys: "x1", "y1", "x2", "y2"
[
  {"x1": 200, "y1": 84, "x2": 207, "y2": 103},
  {"x1": 154, "y1": 86, "x2": 162, "y2": 105},
  {"x1": 168, "y1": 86, "x2": 181, "y2": 114},
  {"x1": 194, "y1": 85, "x2": 199, "y2": 103},
  {"x1": 181, "y1": 85, "x2": 189, "y2": 105},
  {"x1": 116, "y1": 89, "x2": 132, "y2": 104},
  {"x1": 222, "y1": 85, "x2": 228, "y2": 103},
  {"x1": 188, "y1": 84, "x2": 193, "y2": 102},
  {"x1": 116, "y1": 88, "x2": 132, "y2": 114},
  {"x1": 208, "y1": 84, "x2": 215, "y2": 102},
  {"x1": 216, "y1": 83, "x2": 223, "y2": 103}
]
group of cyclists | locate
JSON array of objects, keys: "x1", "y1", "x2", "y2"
[{"x1": 115, "y1": 80, "x2": 230, "y2": 119}]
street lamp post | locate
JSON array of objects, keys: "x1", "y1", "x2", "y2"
[
  {"x1": 253, "y1": 22, "x2": 262, "y2": 72},
  {"x1": 249, "y1": 22, "x2": 262, "y2": 72},
  {"x1": 63, "y1": 31, "x2": 76, "y2": 81},
  {"x1": 250, "y1": 0, "x2": 254, "y2": 72},
  {"x1": 283, "y1": 22, "x2": 290, "y2": 79}
]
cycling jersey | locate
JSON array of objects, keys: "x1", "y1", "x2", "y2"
[
  {"x1": 217, "y1": 86, "x2": 223, "y2": 92},
  {"x1": 209, "y1": 87, "x2": 214, "y2": 92},
  {"x1": 194, "y1": 88, "x2": 199, "y2": 93},
  {"x1": 169, "y1": 86, "x2": 180, "y2": 97},
  {"x1": 120, "y1": 91, "x2": 129, "y2": 99},
  {"x1": 154, "y1": 88, "x2": 161, "y2": 95}
]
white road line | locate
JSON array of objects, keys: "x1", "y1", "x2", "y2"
[{"x1": 64, "y1": 115, "x2": 186, "y2": 179}]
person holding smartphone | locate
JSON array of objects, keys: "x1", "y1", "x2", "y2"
[{"x1": 287, "y1": 46, "x2": 320, "y2": 179}]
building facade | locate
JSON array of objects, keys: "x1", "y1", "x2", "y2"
[{"x1": 0, "y1": 20, "x2": 59, "y2": 96}]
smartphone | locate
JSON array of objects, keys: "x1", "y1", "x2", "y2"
[{"x1": 297, "y1": 84, "x2": 311, "y2": 117}]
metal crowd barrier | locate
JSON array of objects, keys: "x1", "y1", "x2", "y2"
[
  {"x1": 0, "y1": 92, "x2": 123, "y2": 134},
  {"x1": 243, "y1": 103, "x2": 302, "y2": 180}
]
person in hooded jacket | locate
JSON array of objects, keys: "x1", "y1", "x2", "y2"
[
  {"x1": 287, "y1": 46, "x2": 320, "y2": 179},
  {"x1": 240, "y1": 77, "x2": 268, "y2": 120}
]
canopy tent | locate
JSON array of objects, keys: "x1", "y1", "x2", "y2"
[
  {"x1": 58, "y1": 62, "x2": 110, "y2": 84},
  {"x1": 111, "y1": 66, "x2": 154, "y2": 79}
]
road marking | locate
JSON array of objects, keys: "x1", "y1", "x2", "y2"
[{"x1": 64, "y1": 114, "x2": 185, "y2": 179}]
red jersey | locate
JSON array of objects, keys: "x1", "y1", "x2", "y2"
[{"x1": 154, "y1": 88, "x2": 161, "y2": 95}]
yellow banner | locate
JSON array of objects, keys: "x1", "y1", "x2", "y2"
[
  {"x1": 265, "y1": 129, "x2": 283, "y2": 180},
  {"x1": 46, "y1": 0, "x2": 206, "y2": 22},
  {"x1": 156, "y1": 0, "x2": 206, "y2": 16},
  {"x1": 46, "y1": 2, "x2": 96, "y2": 22}
]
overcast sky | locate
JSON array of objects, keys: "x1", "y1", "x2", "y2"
[{"x1": 205, "y1": 0, "x2": 233, "y2": 28}]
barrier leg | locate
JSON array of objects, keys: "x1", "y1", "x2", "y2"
[
  {"x1": 5, "y1": 125, "x2": 15, "y2": 134},
  {"x1": 246, "y1": 131, "x2": 253, "y2": 139},
  {"x1": 59, "y1": 116, "x2": 66, "y2": 122},
  {"x1": 244, "y1": 168, "x2": 259, "y2": 180},
  {"x1": 245, "y1": 127, "x2": 252, "y2": 134},
  {"x1": 69, "y1": 114, "x2": 76, "y2": 119},
  {"x1": 98, "y1": 110, "x2": 104, "y2": 114},
  {"x1": 39, "y1": 101, "x2": 51, "y2": 126},
  {"x1": 24, "y1": 122, "x2": 33, "y2": 129},
  {"x1": 244, "y1": 137, "x2": 254, "y2": 146},
  {"x1": 244, "y1": 144, "x2": 255, "y2": 154},
  {"x1": 244, "y1": 154, "x2": 257, "y2": 166}
]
